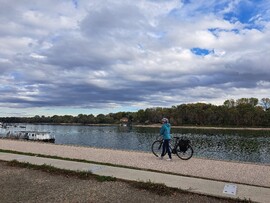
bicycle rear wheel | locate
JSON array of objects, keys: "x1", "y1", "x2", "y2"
[
  {"x1": 151, "y1": 140, "x2": 165, "y2": 157},
  {"x1": 176, "y1": 144, "x2": 193, "y2": 160}
]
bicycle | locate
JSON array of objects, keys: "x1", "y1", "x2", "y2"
[{"x1": 151, "y1": 136, "x2": 194, "y2": 160}]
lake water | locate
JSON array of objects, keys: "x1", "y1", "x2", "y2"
[{"x1": 1, "y1": 124, "x2": 270, "y2": 164}]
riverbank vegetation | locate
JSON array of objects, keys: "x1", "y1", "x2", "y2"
[{"x1": 1, "y1": 97, "x2": 270, "y2": 127}]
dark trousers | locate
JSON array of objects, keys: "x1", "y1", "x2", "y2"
[{"x1": 161, "y1": 139, "x2": 171, "y2": 159}]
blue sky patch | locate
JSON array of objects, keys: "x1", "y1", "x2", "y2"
[
  {"x1": 208, "y1": 28, "x2": 240, "y2": 37},
  {"x1": 223, "y1": 0, "x2": 264, "y2": 26},
  {"x1": 191, "y1": 48, "x2": 213, "y2": 56}
]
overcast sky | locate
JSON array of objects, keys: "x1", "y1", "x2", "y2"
[{"x1": 1, "y1": 0, "x2": 270, "y2": 117}]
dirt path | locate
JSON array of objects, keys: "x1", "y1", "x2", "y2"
[{"x1": 0, "y1": 161, "x2": 246, "y2": 203}]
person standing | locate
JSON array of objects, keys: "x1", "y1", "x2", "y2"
[{"x1": 160, "y1": 118, "x2": 172, "y2": 161}]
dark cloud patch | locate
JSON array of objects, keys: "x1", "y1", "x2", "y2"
[
  {"x1": 80, "y1": 3, "x2": 148, "y2": 39},
  {"x1": 42, "y1": 36, "x2": 135, "y2": 71}
]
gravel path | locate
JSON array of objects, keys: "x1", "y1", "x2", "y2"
[
  {"x1": 1, "y1": 139, "x2": 269, "y2": 188},
  {"x1": 0, "y1": 161, "x2": 240, "y2": 203}
]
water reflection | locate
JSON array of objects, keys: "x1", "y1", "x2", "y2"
[
  {"x1": 1, "y1": 124, "x2": 269, "y2": 164},
  {"x1": 171, "y1": 129, "x2": 270, "y2": 163}
]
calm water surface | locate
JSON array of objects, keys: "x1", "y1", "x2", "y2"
[{"x1": 1, "y1": 124, "x2": 270, "y2": 164}]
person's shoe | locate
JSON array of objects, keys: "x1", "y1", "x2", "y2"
[
  {"x1": 157, "y1": 155, "x2": 163, "y2": 159},
  {"x1": 166, "y1": 158, "x2": 172, "y2": 161}
]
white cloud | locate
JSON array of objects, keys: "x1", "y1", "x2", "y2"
[{"x1": 0, "y1": 0, "x2": 270, "y2": 116}]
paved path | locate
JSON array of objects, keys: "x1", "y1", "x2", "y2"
[{"x1": 1, "y1": 139, "x2": 270, "y2": 202}]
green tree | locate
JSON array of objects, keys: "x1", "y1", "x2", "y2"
[
  {"x1": 223, "y1": 99, "x2": 236, "y2": 108},
  {"x1": 236, "y1": 98, "x2": 258, "y2": 107}
]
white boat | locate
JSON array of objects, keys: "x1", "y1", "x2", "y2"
[
  {"x1": 0, "y1": 123, "x2": 55, "y2": 142},
  {"x1": 6, "y1": 130, "x2": 55, "y2": 142},
  {"x1": 24, "y1": 131, "x2": 55, "y2": 142},
  {"x1": 0, "y1": 122, "x2": 7, "y2": 128}
]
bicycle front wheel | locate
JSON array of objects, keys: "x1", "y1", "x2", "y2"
[
  {"x1": 151, "y1": 140, "x2": 164, "y2": 157},
  {"x1": 176, "y1": 144, "x2": 193, "y2": 160}
]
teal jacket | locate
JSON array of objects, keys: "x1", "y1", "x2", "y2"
[{"x1": 160, "y1": 123, "x2": 171, "y2": 140}]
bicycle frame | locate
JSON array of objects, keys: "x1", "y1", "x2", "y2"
[{"x1": 151, "y1": 136, "x2": 193, "y2": 160}]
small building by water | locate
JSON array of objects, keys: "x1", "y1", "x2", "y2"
[{"x1": 119, "y1": 117, "x2": 132, "y2": 127}]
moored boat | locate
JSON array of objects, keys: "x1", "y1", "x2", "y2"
[
  {"x1": 24, "y1": 131, "x2": 55, "y2": 143},
  {"x1": 5, "y1": 130, "x2": 55, "y2": 143}
]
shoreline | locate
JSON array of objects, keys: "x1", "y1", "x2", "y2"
[
  {"x1": 135, "y1": 124, "x2": 270, "y2": 131},
  {"x1": 4, "y1": 122, "x2": 270, "y2": 131},
  {"x1": 57, "y1": 123, "x2": 270, "y2": 130}
]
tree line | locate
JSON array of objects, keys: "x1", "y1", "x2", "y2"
[{"x1": 1, "y1": 97, "x2": 270, "y2": 127}]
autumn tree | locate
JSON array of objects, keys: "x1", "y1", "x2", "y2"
[{"x1": 261, "y1": 98, "x2": 270, "y2": 110}]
